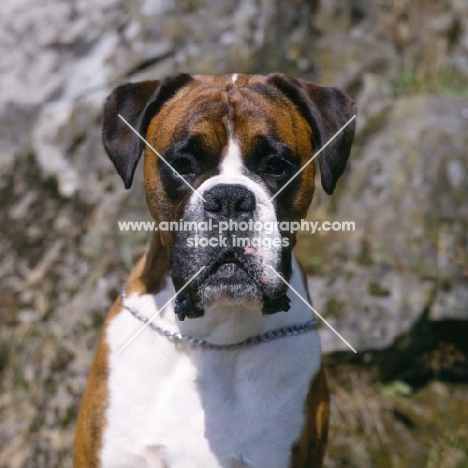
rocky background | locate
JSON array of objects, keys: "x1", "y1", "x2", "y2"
[{"x1": 0, "y1": 0, "x2": 467, "y2": 467}]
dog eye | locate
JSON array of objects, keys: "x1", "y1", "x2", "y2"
[
  {"x1": 172, "y1": 157, "x2": 193, "y2": 175},
  {"x1": 264, "y1": 157, "x2": 290, "y2": 177}
]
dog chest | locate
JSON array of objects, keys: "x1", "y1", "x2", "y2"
[{"x1": 100, "y1": 308, "x2": 320, "y2": 468}]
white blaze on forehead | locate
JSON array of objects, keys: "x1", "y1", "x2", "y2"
[
  {"x1": 220, "y1": 137, "x2": 243, "y2": 176},
  {"x1": 231, "y1": 73, "x2": 238, "y2": 84}
]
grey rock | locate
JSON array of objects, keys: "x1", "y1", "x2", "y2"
[{"x1": 311, "y1": 96, "x2": 468, "y2": 353}]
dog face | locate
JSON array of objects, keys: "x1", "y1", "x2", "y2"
[{"x1": 102, "y1": 73, "x2": 356, "y2": 319}]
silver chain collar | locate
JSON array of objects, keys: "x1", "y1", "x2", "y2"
[{"x1": 121, "y1": 284, "x2": 317, "y2": 350}]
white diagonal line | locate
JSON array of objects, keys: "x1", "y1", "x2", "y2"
[
  {"x1": 268, "y1": 266, "x2": 357, "y2": 353},
  {"x1": 269, "y1": 114, "x2": 356, "y2": 201},
  {"x1": 118, "y1": 114, "x2": 206, "y2": 202},
  {"x1": 117, "y1": 266, "x2": 206, "y2": 354}
]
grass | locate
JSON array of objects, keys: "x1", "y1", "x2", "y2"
[
  {"x1": 389, "y1": 62, "x2": 468, "y2": 98},
  {"x1": 324, "y1": 364, "x2": 468, "y2": 468},
  {"x1": 373, "y1": 0, "x2": 468, "y2": 98}
]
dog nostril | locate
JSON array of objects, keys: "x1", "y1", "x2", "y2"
[
  {"x1": 235, "y1": 193, "x2": 255, "y2": 212},
  {"x1": 204, "y1": 195, "x2": 222, "y2": 213}
]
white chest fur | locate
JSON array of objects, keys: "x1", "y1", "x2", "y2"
[{"x1": 101, "y1": 260, "x2": 321, "y2": 468}]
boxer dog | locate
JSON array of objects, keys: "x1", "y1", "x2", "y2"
[{"x1": 74, "y1": 73, "x2": 356, "y2": 468}]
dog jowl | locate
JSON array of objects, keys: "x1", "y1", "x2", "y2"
[{"x1": 103, "y1": 73, "x2": 356, "y2": 320}]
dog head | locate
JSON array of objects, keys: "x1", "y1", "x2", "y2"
[{"x1": 103, "y1": 73, "x2": 356, "y2": 319}]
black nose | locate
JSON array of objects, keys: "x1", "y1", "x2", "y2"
[{"x1": 203, "y1": 184, "x2": 256, "y2": 220}]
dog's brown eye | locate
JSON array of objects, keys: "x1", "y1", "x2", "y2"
[
  {"x1": 265, "y1": 157, "x2": 289, "y2": 176},
  {"x1": 172, "y1": 157, "x2": 193, "y2": 175}
]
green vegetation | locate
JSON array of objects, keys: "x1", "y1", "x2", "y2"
[{"x1": 325, "y1": 364, "x2": 468, "y2": 468}]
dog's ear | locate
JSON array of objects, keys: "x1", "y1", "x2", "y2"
[
  {"x1": 266, "y1": 73, "x2": 357, "y2": 195},
  {"x1": 102, "y1": 73, "x2": 194, "y2": 188}
]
